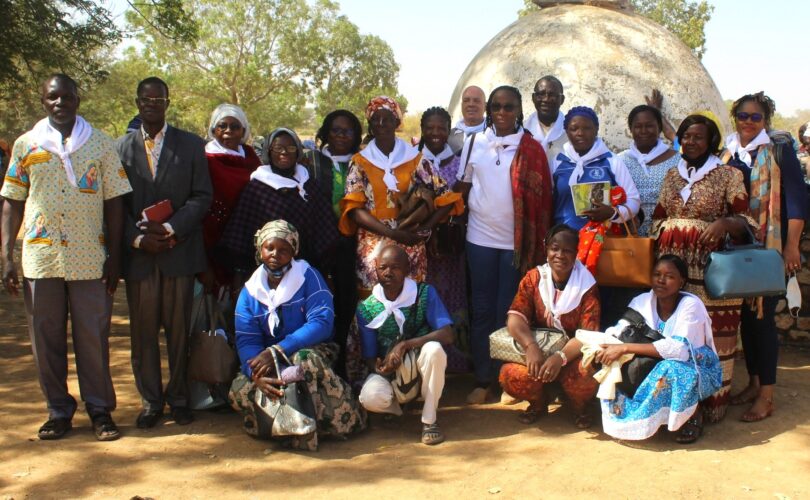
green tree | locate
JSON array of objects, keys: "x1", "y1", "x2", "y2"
[{"x1": 518, "y1": 0, "x2": 714, "y2": 59}]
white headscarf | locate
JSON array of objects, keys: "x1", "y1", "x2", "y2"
[
  {"x1": 321, "y1": 146, "x2": 353, "y2": 173},
  {"x1": 359, "y1": 137, "x2": 420, "y2": 192},
  {"x1": 250, "y1": 164, "x2": 310, "y2": 200},
  {"x1": 366, "y1": 277, "x2": 418, "y2": 334},
  {"x1": 676, "y1": 155, "x2": 721, "y2": 205},
  {"x1": 627, "y1": 139, "x2": 671, "y2": 175},
  {"x1": 31, "y1": 116, "x2": 92, "y2": 187},
  {"x1": 244, "y1": 259, "x2": 309, "y2": 336},
  {"x1": 537, "y1": 261, "x2": 596, "y2": 330},
  {"x1": 724, "y1": 129, "x2": 771, "y2": 167},
  {"x1": 207, "y1": 103, "x2": 252, "y2": 144},
  {"x1": 524, "y1": 111, "x2": 566, "y2": 152},
  {"x1": 205, "y1": 139, "x2": 244, "y2": 157},
  {"x1": 561, "y1": 138, "x2": 611, "y2": 188}
]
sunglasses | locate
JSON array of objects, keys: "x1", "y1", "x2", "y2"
[
  {"x1": 736, "y1": 112, "x2": 764, "y2": 123},
  {"x1": 215, "y1": 122, "x2": 243, "y2": 131},
  {"x1": 490, "y1": 103, "x2": 517, "y2": 112},
  {"x1": 330, "y1": 127, "x2": 355, "y2": 137},
  {"x1": 270, "y1": 145, "x2": 298, "y2": 155}
]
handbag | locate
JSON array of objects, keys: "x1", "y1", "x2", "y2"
[
  {"x1": 704, "y1": 228, "x2": 785, "y2": 299},
  {"x1": 396, "y1": 181, "x2": 435, "y2": 230},
  {"x1": 386, "y1": 285, "x2": 424, "y2": 404},
  {"x1": 254, "y1": 346, "x2": 317, "y2": 438},
  {"x1": 489, "y1": 327, "x2": 567, "y2": 365},
  {"x1": 430, "y1": 133, "x2": 476, "y2": 257},
  {"x1": 188, "y1": 294, "x2": 240, "y2": 385},
  {"x1": 595, "y1": 213, "x2": 654, "y2": 288},
  {"x1": 615, "y1": 308, "x2": 664, "y2": 397}
]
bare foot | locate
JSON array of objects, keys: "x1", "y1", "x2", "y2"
[{"x1": 730, "y1": 384, "x2": 759, "y2": 406}]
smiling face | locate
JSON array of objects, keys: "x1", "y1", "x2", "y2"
[
  {"x1": 41, "y1": 77, "x2": 79, "y2": 128},
  {"x1": 461, "y1": 86, "x2": 486, "y2": 126},
  {"x1": 735, "y1": 100, "x2": 767, "y2": 144},
  {"x1": 546, "y1": 230, "x2": 578, "y2": 279},
  {"x1": 489, "y1": 89, "x2": 521, "y2": 137},
  {"x1": 369, "y1": 108, "x2": 399, "y2": 143},
  {"x1": 213, "y1": 116, "x2": 244, "y2": 151},
  {"x1": 269, "y1": 133, "x2": 298, "y2": 170},
  {"x1": 327, "y1": 115, "x2": 355, "y2": 156},
  {"x1": 680, "y1": 123, "x2": 710, "y2": 161},
  {"x1": 651, "y1": 259, "x2": 685, "y2": 300},
  {"x1": 532, "y1": 78, "x2": 564, "y2": 122},
  {"x1": 136, "y1": 83, "x2": 169, "y2": 127},
  {"x1": 566, "y1": 116, "x2": 598, "y2": 155},
  {"x1": 421, "y1": 114, "x2": 450, "y2": 154},
  {"x1": 260, "y1": 237, "x2": 294, "y2": 271},
  {"x1": 630, "y1": 110, "x2": 661, "y2": 151}
]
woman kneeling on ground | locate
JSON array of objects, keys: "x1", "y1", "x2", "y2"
[
  {"x1": 499, "y1": 224, "x2": 600, "y2": 428},
  {"x1": 596, "y1": 254, "x2": 722, "y2": 444},
  {"x1": 228, "y1": 220, "x2": 365, "y2": 451}
]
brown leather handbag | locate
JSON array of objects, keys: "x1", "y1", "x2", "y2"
[{"x1": 594, "y1": 214, "x2": 654, "y2": 288}]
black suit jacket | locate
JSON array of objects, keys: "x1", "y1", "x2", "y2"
[{"x1": 116, "y1": 125, "x2": 213, "y2": 281}]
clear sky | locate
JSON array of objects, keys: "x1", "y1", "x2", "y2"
[{"x1": 335, "y1": 0, "x2": 808, "y2": 116}]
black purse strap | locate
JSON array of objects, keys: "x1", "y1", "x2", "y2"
[{"x1": 461, "y1": 132, "x2": 477, "y2": 181}]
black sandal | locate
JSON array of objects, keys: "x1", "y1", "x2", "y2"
[
  {"x1": 675, "y1": 410, "x2": 704, "y2": 444},
  {"x1": 574, "y1": 413, "x2": 593, "y2": 429},
  {"x1": 421, "y1": 423, "x2": 445, "y2": 445},
  {"x1": 92, "y1": 414, "x2": 121, "y2": 441},
  {"x1": 38, "y1": 418, "x2": 72, "y2": 440}
]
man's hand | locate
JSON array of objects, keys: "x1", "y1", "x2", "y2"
[
  {"x1": 140, "y1": 220, "x2": 170, "y2": 236},
  {"x1": 101, "y1": 256, "x2": 120, "y2": 296},
  {"x1": 2, "y1": 261, "x2": 19, "y2": 296},
  {"x1": 139, "y1": 233, "x2": 173, "y2": 254}
]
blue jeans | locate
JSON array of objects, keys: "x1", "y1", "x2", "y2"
[{"x1": 466, "y1": 242, "x2": 522, "y2": 385}]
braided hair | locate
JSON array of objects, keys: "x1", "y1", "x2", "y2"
[
  {"x1": 730, "y1": 91, "x2": 776, "y2": 129},
  {"x1": 418, "y1": 106, "x2": 452, "y2": 151},
  {"x1": 485, "y1": 85, "x2": 524, "y2": 131}
]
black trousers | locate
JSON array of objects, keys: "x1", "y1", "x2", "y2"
[{"x1": 739, "y1": 295, "x2": 780, "y2": 386}]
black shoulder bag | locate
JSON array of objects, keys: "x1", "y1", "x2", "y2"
[{"x1": 616, "y1": 308, "x2": 664, "y2": 398}]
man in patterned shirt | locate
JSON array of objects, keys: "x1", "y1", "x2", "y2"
[{"x1": 1, "y1": 74, "x2": 132, "y2": 441}]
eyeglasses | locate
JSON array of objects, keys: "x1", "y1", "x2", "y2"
[
  {"x1": 330, "y1": 127, "x2": 355, "y2": 137},
  {"x1": 736, "y1": 112, "x2": 764, "y2": 123},
  {"x1": 532, "y1": 91, "x2": 561, "y2": 99},
  {"x1": 490, "y1": 103, "x2": 517, "y2": 112},
  {"x1": 270, "y1": 146, "x2": 298, "y2": 154},
  {"x1": 137, "y1": 97, "x2": 169, "y2": 106},
  {"x1": 215, "y1": 122, "x2": 243, "y2": 131}
]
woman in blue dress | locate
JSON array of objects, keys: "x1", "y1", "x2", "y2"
[{"x1": 596, "y1": 254, "x2": 722, "y2": 443}]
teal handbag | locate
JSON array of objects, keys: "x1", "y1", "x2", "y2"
[{"x1": 704, "y1": 229, "x2": 785, "y2": 299}]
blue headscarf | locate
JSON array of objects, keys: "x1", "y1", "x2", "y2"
[{"x1": 564, "y1": 106, "x2": 599, "y2": 131}]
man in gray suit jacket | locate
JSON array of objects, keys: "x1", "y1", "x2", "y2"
[{"x1": 116, "y1": 77, "x2": 212, "y2": 428}]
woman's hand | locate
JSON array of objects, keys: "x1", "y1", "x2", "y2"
[
  {"x1": 784, "y1": 244, "x2": 802, "y2": 274},
  {"x1": 539, "y1": 352, "x2": 564, "y2": 383},
  {"x1": 583, "y1": 201, "x2": 615, "y2": 222},
  {"x1": 388, "y1": 228, "x2": 425, "y2": 246},
  {"x1": 249, "y1": 350, "x2": 276, "y2": 379},
  {"x1": 698, "y1": 218, "x2": 730, "y2": 247},
  {"x1": 255, "y1": 376, "x2": 285, "y2": 398},
  {"x1": 595, "y1": 344, "x2": 627, "y2": 365},
  {"x1": 525, "y1": 343, "x2": 544, "y2": 380}
]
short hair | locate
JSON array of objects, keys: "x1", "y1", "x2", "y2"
[
  {"x1": 535, "y1": 75, "x2": 563, "y2": 94},
  {"x1": 730, "y1": 91, "x2": 776, "y2": 129},
  {"x1": 676, "y1": 114, "x2": 723, "y2": 155},
  {"x1": 627, "y1": 105, "x2": 663, "y2": 130},
  {"x1": 43, "y1": 73, "x2": 78, "y2": 95},
  {"x1": 655, "y1": 254, "x2": 688, "y2": 282},
  {"x1": 316, "y1": 109, "x2": 363, "y2": 154},
  {"x1": 485, "y1": 85, "x2": 524, "y2": 130},
  {"x1": 544, "y1": 223, "x2": 579, "y2": 247},
  {"x1": 137, "y1": 76, "x2": 169, "y2": 98},
  {"x1": 418, "y1": 106, "x2": 452, "y2": 151},
  {"x1": 378, "y1": 244, "x2": 410, "y2": 271}
]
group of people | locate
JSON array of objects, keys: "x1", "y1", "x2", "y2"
[{"x1": 1, "y1": 71, "x2": 806, "y2": 450}]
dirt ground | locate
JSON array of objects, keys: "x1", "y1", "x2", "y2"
[{"x1": 1, "y1": 286, "x2": 809, "y2": 500}]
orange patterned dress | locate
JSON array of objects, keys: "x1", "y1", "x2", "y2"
[
  {"x1": 651, "y1": 165, "x2": 756, "y2": 423},
  {"x1": 499, "y1": 268, "x2": 601, "y2": 415}
]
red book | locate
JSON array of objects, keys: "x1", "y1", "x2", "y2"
[{"x1": 141, "y1": 199, "x2": 174, "y2": 223}]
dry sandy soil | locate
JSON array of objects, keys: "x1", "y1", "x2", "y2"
[{"x1": 1, "y1": 286, "x2": 809, "y2": 499}]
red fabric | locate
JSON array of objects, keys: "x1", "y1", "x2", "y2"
[
  {"x1": 576, "y1": 186, "x2": 627, "y2": 273},
  {"x1": 511, "y1": 133, "x2": 553, "y2": 274},
  {"x1": 203, "y1": 144, "x2": 261, "y2": 285},
  {"x1": 499, "y1": 361, "x2": 598, "y2": 413}
]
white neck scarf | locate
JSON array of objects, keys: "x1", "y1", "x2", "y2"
[
  {"x1": 677, "y1": 155, "x2": 721, "y2": 205},
  {"x1": 205, "y1": 139, "x2": 245, "y2": 157},
  {"x1": 419, "y1": 143, "x2": 454, "y2": 168},
  {"x1": 628, "y1": 139, "x2": 671, "y2": 175},
  {"x1": 250, "y1": 163, "x2": 310, "y2": 200},
  {"x1": 359, "y1": 138, "x2": 419, "y2": 192},
  {"x1": 322, "y1": 146, "x2": 352, "y2": 173},
  {"x1": 525, "y1": 111, "x2": 565, "y2": 152},
  {"x1": 537, "y1": 261, "x2": 596, "y2": 330},
  {"x1": 244, "y1": 259, "x2": 309, "y2": 336},
  {"x1": 484, "y1": 126, "x2": 523, "y2": 153},
  {"x1": 454, "y1": 119, "x2": 486, "y2": 136},
  {"x1": 725, "y1": 129, "x2": 771, "y2": 168},
  {"x1": 31, "y1": 116, "x2": 92, "y2": 187},
  {"x1": 633, "y1": 291, "x2": 716, "y2": 352},
  {"x1": 366, "y1": 278, "x2": 418, "y2": 334},
  {"x1": 562, "y1": 138, "x2": 611, "y2": 188}
]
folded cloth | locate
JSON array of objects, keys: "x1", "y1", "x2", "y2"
[
  {"x1": 280, "y1": 364, "x2": 305, "y2": 384},
  {"x1": 576, "y1": 329, "x2": 633, "y2": 400}
]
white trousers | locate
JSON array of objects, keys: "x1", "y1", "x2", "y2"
[{"x1": 359, "y1": 341, "x2": 447, "y2": 424}]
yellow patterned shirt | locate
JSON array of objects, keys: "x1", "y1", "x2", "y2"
[{"x1": 0, "y1": 127, "x2": 132, "y2": 281}]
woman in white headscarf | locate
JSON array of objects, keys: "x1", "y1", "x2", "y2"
[{"x1": 200, "y1": 104, "x2": 261, "y2": 292}]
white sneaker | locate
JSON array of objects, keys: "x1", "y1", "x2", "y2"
[{"x1": 500, "y1": 392, "x2": 522, "y2": 405}]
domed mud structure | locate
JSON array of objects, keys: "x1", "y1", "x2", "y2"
[{"x1": 448, "y1": 1, "x2": 729, "y2": 151}]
